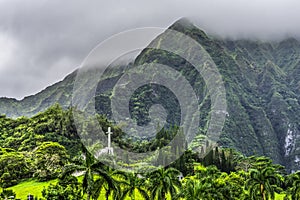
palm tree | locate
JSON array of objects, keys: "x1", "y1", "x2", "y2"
[
  {"x1": 119, "y1": 172, "x2": 149, "y2": 200},
  {"x1": 175, "y1": 178, "x2": 204, "y2": 200},
  {"x1": 61, "y1": 144, "x2": 117, "y2": 200},
  {"x1": 186, "y1": 165, "x2": 225, "y2": 200},
  {"x1": 245, "y1": 167, "x2": 281, "y2": 200},
  {"x1": 91, "y1": 166, "x2": 121, "y2": 200},
  {"x1": 148, "y1": 167, "x2": 181, "y2": 200},
  {"x1": 286, "y1": 171, "x2": 300, "y2": 200}
]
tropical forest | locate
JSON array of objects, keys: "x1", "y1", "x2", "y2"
[{"x1": 0, "y1": 18, "x2": 300, "y2": 200}]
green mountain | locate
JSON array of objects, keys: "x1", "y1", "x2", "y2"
[
  {"x1": 0, "y1": 71, "x2": 76, "y2": 118},
  {"x1": 1, "y1": 18, "x2": 299, "y2": 171}
]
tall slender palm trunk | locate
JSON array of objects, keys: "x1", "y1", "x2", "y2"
[{"x1": 260, "y1": 184, "x2": 266, "y2": 200}]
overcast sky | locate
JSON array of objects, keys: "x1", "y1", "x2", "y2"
[{"x1": 1, "y1": 0, "x2": 300, "y2": 99}]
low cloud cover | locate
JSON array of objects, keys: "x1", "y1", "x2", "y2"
[{"x1": 1, "y1": 0, "x2": 300, "y2": 99}]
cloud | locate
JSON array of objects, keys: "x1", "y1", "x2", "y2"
[
  {"x1": 1, "y1": 0, "x2": 300, "y2": 99},
  {"x1": 0, "y1": 32, "x2": 16, "y2": 72}
]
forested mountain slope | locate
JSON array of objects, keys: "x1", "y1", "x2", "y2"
[{"x1": 1, "y1": 18, "x2": 299, "y2": 171}]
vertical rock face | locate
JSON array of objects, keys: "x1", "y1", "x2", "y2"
[{"x1": 0, "y1": 18, "x2": 300, "y2": 171}]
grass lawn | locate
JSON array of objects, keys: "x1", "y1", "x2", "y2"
[
  {"x1": 6, "y1": 179, "x2": 58, "y2": 199},
  {"x1": 276, "y1": 193, "x2": 288, "y2": 200},
  {"x1": 5, "y1": 178, "x2": 147, "y2": 200}
]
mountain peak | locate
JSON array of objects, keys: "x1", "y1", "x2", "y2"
[
  {"x1": 167, "y1": 18, "x2": 209, "y2": 45},
  {"x1": 1, "y1": 19, "x2": 300, "y2": 172},
  {"x1": 169, "y1": 17, "x2": 194, "y2": 28}
]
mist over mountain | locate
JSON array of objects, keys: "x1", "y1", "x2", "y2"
[{"x1": 1, "y1": 18, "x2": 300, "y2": 172}]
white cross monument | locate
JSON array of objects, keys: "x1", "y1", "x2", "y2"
[{"x1": 107, "y1": 127, "x2": 114, "y2": 155}]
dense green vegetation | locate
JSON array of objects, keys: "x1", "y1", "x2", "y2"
[
  {"x1": 0, "y1": 105, "x2": 299, "y2": 199},
  {"x1": 0, "y1": 18, "x2": 300, "y2": 199},
  {"x1": 0, "y1": 18, "x2": 299, "y2": 172}
]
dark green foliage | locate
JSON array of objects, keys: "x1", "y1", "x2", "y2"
[
  {"x1": 61, "y1": 144, "x2": 119, "y2": 200},
  {"x1": 285, "y1": 171, "x2": 300, "y2": 200},
  {"x1": 147, "y1": 167, "x2": 181, "y2": 200},
  {"x1": 185, "y1": 164, "x2": 247, "y2": 200},
  {"x1": 117, "y1": 172, "x2": 149, "y2": 200},
  {"x1": 245, "y1": 167, "x2": 282, "y2": 200},
  {"x1": 34, "y1": 142, "x2": 69, "y2": 181},
  {"x1": 0, "y1": 104, "x2": 81, "y2": 157},
  {"x1": 0, "y1": 189, "x2": 16, "y2": 199},
  {"x1": 42, "y1": 177, "x2": 83, "y2": 200},
  {"x1": 169, "y1": 150, "x2": 199, "y2": 176},
  {"x1": 0, "y1": 149, "x2": 32, "y2": 188},
  {"x1": 0, "y1": 105, "x2": 82, "y2": 186},
  {"x1": 201, "y1": 147, "x2": 237, "y2": 173}
]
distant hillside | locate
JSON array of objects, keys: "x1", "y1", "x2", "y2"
[
  {"x1": 0, "y1": 71, "x2": 76, "y2": 118},
  {"x1": 1, "y1": 18, "x2": 299, "y2": 171}
]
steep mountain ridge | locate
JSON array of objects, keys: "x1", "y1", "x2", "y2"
[
  {"x1": 0, "y1": 18, "x2": 299, "y2": 171},
  {"x1": 0, "y1": 71, "x2": 76, "y2": 117}
]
